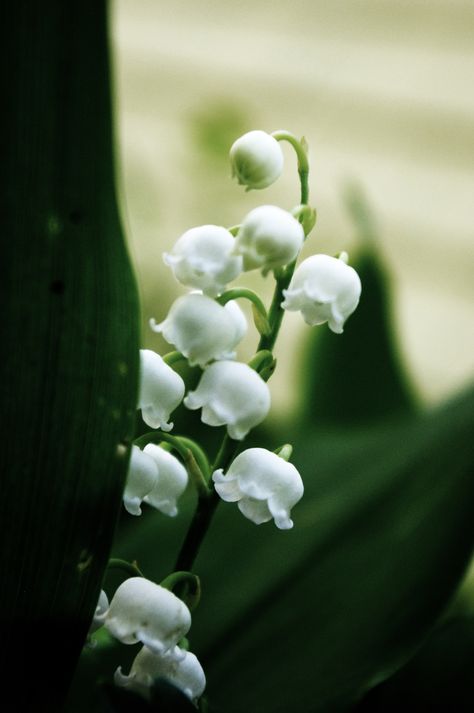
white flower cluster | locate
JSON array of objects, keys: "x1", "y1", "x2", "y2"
[
  {"x1": 92, "y1": 579, "x2": 205, "y2": 703},
  {"x1": 129, "y1": 129, "x2": 361, "y2": 529},
  {"x1": 110, "y1": 129, "x2": 362, "y2": 704}
]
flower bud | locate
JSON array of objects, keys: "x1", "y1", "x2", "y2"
[
  {"x1": 138, "y1": 349, "x2": 185, "y2": 431},
  {"x1": 105, "y1": 578, "x2": 191, "y2": 658},
  {"x1": 151, "y1": 293, "x2": 247, "y2": 367},
  {"x1": 235, "y1": 205, "x2": 304, "y2": 272},
  {"x1": 213, "y1": 447, "x2": 303, "y2": 529},
  {"x1": 184, "y1": 361, "x2": 271, "y2": 440},
  {"x1": 163, "y1": 225, "x2": 242, "y2": 297},
  {"x1": 230, "y1": 130, "x2": 283, "y2": 190},
  {"x1": 281, "y1": 253, "x2": 361, "y2": 333},
  {"x1": 115, "y1": 645, "x2": 206, "y2": 703},
  {"x1": 142, "y1": 444, "x2": 188, "y2": 517},
  {"x1": 124, "y1": 445, "x2": 160, "y2": 516}
]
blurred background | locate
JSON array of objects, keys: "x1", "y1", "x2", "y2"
[{"x1": 111, "y1": 0, "x2": 474, "y2": 418}]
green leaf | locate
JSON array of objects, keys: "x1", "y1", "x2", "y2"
[
  {"x1": 1, "y1": 2, "x2": 139, "y2": 710},
  {"x1": 190, "y1": 387, "x2": 474, "y2": 712},
  {"x1": 354, "y1": 615, "x2": 474, "y2": 712}
]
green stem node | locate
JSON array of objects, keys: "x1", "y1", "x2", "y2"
[
  {"x1": 162, "y1": 351, "x2": 187, "y2": 366},
  {"x1": 274, "y1": 444, "x2": 294, "y2": 461}
]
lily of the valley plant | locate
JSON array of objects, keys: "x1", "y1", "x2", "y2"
[{"x1": 91, "y1": 129, "x2": 361, "y2": 708}]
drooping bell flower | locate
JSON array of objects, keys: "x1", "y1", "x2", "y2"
[
  {"x1": 115, "y1": 645, "x2": 206, "y2": 703},
  {"x1": 105, "y1": 578, "x2": 191, "y2": 659},
  {"x1": 150, "y1": 293, "x2": 247, "y2": 367},
  {"x1": 142, "y1": 444, "x2": 188, "y2": 517},
  {"x1": 281, "y1": 253, "x2": 361, "y2": 333},
  {"x1": 163, "y1": 225, "x2": 242, "y2": 297},
  {"x1": 212, "y1": 447, "x2": 303, "y2": 529},
  {"x1": 235, "y1": 205, "x2": 304, "y2": 272},
  {"x1": 230, "y1": 130, "x2": 284, "y2": 190},
  {"x1": 184, "y1": 361, "x2": 270, "y2": 440},
  {"x1": 138, "y1": 349, "x2": 185, "y2": 431},
  {"x1": 123, "y1": 445, "x2": 160, "y2": 516}
]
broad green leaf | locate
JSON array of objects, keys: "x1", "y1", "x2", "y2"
[
  {"x1": 1, "y1": 2, "x2": 139, "y2": 710},
  {"x1": 354, "y1": 615, "x2": 474, "y2": 712},
  {"x1": 192, "y1": 387, "x2": 474, "y2": 712}
]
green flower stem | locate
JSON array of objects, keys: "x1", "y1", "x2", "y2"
[
  {"x1": 134, "y1": 432, "x2": 211, "y2": 499},
  {"x1": 271, "y1": 130, "x2": 309, "y2": 204},
  {"x1": 217, "y1": 287, "x2": 271, "y2": 337},
  {"x1": 227, "y1": 224, "x2": 241, "y2": 236},
  {"x1": 174, "y1": 136, "x2": 311, "y2": 572},
  {"x1": 160, "y1": 571, "x2": 201, "y2": 611},
  {"x1": 107, "y1": 558, "x2": 144, "y2": 578},
  {"x1": 217, "y1": 287, "x2": 267, "y2": 319},
  {"x1": 256, "y1": 259, "x2": 296, "y2": 352},
  {"x1": 174, "y1": 433, "x2": 239, "y2": 572}
]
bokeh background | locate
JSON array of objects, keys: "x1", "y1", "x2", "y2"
[{"x1": 112, "y1": 0, "x2": 474, "y2": 416}]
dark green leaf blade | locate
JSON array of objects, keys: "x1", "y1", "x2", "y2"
[
  {"x1": 1, "y1": 2, "x2": 139, "y2": 710},
  {"x1": 192, "y1": 387, "x2": 474, "y2": 712}
]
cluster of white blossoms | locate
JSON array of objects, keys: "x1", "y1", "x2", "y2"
[
  {"x1": 92, "y1": 579, "x2": 205, "y2": 703},
  {"x1": 104, "y1": 129, "x2": 361, "y2": 705}
]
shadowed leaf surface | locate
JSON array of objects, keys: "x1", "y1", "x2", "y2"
[{"x1": 1, "y1": 2, "x2": 139, "y2": 710}]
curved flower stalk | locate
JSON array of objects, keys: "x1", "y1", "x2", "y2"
[
  {"x1": 105, "y1": 578, "x2": 191, "y2": 659},
  {"x1": 163, "y1": 225, "x2": 242, "y2": 297},
  {"x1": 143, "y1": 444, "x2": 188, "y2": 517},
  {"x1": 184, "y1": 361, "x2": 271, "y2": 440},
  {"x1": 235, "y1": 205, "x2": 304, "y2": 273},
  {"x1": 150, "y1": 293, "x2": 247, "y2": 367},
  {"x1": 123, "y1": 445, "x2": 160, "y2": 516},
  {"x1": 138, "y1": 349, "x2": 185, "y2": 431},
  {"x1": 115, "y1": 645, "x2": 206, "y2": 703},
  {"x1": 212, "y1": 447, "x2": 304, "y2": 529},
  {"x1": 230, "y1": 130, "x2": 284, "y2": 190},
  {"x1": 282, "y1": 253, "x2": 361, "y2": 333}
]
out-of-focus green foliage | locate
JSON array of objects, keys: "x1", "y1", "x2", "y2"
[
  {"x1": 1, "y1": 2, "x2": 139, "y2": 711},
  {"x1": 299, "y1": 185, "x2": 416, "y2": 427}
]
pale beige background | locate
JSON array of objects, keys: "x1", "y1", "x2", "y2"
[{"x1": 111, "y1": 0, "x2": 474, "y2": 415}]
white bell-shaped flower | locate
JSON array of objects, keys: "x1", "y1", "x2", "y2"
[
  {"x1": 184, "y1": 361, "x2": 270, "y2": 440},
  {"x1": 235, "y1": 205, "x2": 304, "y2": 272},
  {"x1": 115, "y1": 645, "x2": 206, "y2": 703},
  {"x1": 142, "y1": 444, "x2": 188, "y2": 517},
  {"x1": 138, "y1": 349, "x2": 185, "y2": 431},
  {"x1": 213, "y1": 447, "x2": 304, "y2": 529},
  {"x1": 105, "y1": 578, "x2": 191, "y2": 659},
  {"x1": 230, "y1": 130, "x2": 284, "y2": 190},
  {"x1": 281, "y1": 253, "x2": 361, "y2": 333},
  {"x1": 163, "y1": 225, "x2": 242, "y2": 297},
  {"x1": 124, "y1": 445, "x2": 160, "y2": 516},
  {"x1": 150, "y1": 293, "x2": 247, "y2": 367}
]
